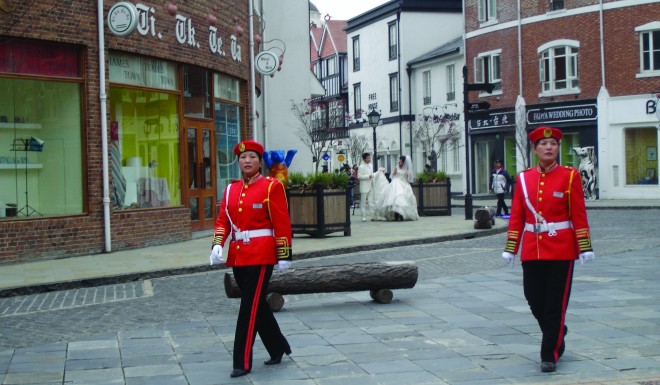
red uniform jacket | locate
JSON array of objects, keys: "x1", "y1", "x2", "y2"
[
  {"x1": 505, "y1": 164, "x2": 592, "y2": 261},
  {"x1": 212, "y1": 175, "x2": 292, "y2": 267}
]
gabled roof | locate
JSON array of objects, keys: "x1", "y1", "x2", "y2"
[
  {"x1": 310, "y1": 25, "x2": 323, "y2": 62},
  {"x1": 319, "y1": 19, "x2": 347, "y2": 59},
  {"x1": 407, "y1": 35, "x2": 463, "y2": 67}
]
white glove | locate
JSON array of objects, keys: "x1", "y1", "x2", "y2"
[
  {"x1": 209, "y1": 245, "x2": 224, "y2": 266},
  {"x1": 579, "y1": 251, "x2": 595, "y2": 265},
  {"x1": 276, "y1": 260, "x2": 291, "y2": 272},
  {"x1": 501, "y1": 252, "x2": 515, "y2": 268},
  {"x1": 378, "y1": 167, "x2": 386, "y2": 173}
]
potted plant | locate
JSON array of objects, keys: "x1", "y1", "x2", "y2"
[
  {"x1": 286, "y1": 172, "x2": 351, "y2": 237},
  {"x1": 413, "y1": 171, "x2": 451, "y2": 216}
]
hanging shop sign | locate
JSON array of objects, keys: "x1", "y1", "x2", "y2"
[
  {"x1": 107, "y1": 2, "x2": 139, "y2": 37},
  {"x1": 255, "y1": 51, "x2": 279, "y2": 75},
  {"x1": 527, "y1": 103, "x2": 597, "y2": 125}
]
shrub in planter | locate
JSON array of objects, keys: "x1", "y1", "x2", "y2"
[
  {"x1": 413, "y1": 171, "x2": 451, "y2": 216},
  {"x1": 286, "y1": 172, "x2": 351, "y2": 237}
]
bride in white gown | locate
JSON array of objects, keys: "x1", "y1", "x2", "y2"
[{"x1": 372, "y1": 156, "x2": 419, "y2": 221}]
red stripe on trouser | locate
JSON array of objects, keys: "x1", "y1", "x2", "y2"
[
  {"x1": 244, "y1": 265, "x2": 267, "y2": 369},
  {"x1": 554, "y1": 262, "x2": 573, "y2": 362}
]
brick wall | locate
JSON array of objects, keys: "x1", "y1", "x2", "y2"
[{"x1": 0, "y1": 0, "x2": 252, "y2": 263}]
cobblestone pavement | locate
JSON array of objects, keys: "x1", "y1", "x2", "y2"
[{"x1": 0, "y1": 209, "x2": 658, "y2": 384}]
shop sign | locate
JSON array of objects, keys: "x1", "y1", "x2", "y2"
[
  {"x1": 469, "y1": 112, "x2": 515, "y2": 130},
  {"x1": 127, "y1": 3, "x2": 242, "y2": 62},
  {"x1": 527, "y1": 104, "x2": 597, "y2": 125},
  {"x1": 255, "y1": 51, "x2": 278, "y2": 75},
  {"x1": 647, "y1": 95, "x2": 660, "y2": 121},
  {"x1": 107, "y1": 2, "x2": 139, "y2": 37},
  {"x1": 109, "y1": 53, "x2": 178, "y2": 90}
]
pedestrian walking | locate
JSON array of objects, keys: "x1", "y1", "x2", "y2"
[
  {"x1": 209, "y1": 140, "x2": 292, "y2": 378},
  {"x1": 489, "y1": 159, "x2": 511, "y2": 218},
  {"x1": 502, "y1": 126, "x2": 595, "y2": 373}
]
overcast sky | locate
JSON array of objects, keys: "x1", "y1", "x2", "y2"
[{"x1": 311, "y1": 0, "x2": 390, "y2": 21}]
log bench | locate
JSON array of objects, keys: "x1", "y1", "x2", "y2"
[{"x1": 224, "y1": 261, "x2": 418, "y2": 311}]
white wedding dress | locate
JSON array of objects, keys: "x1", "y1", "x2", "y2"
[{"x1": 372, "y1": 157, "x2": 419, "y2": 221}]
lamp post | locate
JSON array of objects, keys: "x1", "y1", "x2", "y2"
[{"x1": 368, "y1": 109, "x2": 381, "y2": 172}]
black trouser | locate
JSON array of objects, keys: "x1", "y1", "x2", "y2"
[
  {"x1": 232, "y1": 265, "x2": 290, "y2": 370},
  {"x1": 496, "y1": 193, "x2": 508, "y2": 216},
  {"x1": 522, "y1": 260, "x2": 574, "y2": 363}
]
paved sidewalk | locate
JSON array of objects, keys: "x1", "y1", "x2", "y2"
[
  {"x1": 0, "y1": 202, "x2": 658, "y2": 384},
  {"x1": 1, "y1": 199, "x2": 658, "y2": 297},
  {"x1": 0, "y1": 211, "x2": 506, "y2": 297}
]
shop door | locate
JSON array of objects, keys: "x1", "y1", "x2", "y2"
[
  {"x1": 474, "y1": 140, "x2": 496, "y2": 194},
  {"x1": 185, "y1": 120, "x2": 216, "y2": 231}
]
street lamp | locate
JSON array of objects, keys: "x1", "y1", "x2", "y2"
[{"x1": 367, "y1": 108, "x2": 381, "y2": 172}]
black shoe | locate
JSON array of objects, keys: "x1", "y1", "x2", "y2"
[
  {"x1": 230, "y1": 368, "x2": 250, "y2": 378},
  {"x1": 264, "y1": 354, "x2": 283, "y2": 365},
  {"x1": 264, "y1": 349, "x2": 291, "y2": 365},
  {"x1": 541, "y1": 361, "x2": 556, "y2": 372}
]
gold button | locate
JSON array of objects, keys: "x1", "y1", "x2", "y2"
[
  {"x1": 539, "y1": 190, "x2": 543, "y2": 194},
  {"x1": 242, "y1": 193, "x2": 246, "y2": 197},
  {"x1": 239, "y1": 200, "x2": 243, "y2": 205},
  {"x1": 540, "y1": 182, "x2": 545, "y2": 186},
  {"x1": 539, "y1": 235, "x2": 543, "y2": 240},
  {"x1": 541, "y1": 174, "x2": 546, "y2": 178},
  {"x1": 539, "y1": 197, "x2": 543, "y2": 202},
  {"x1": 244, "y1": 185, "x2": 248, "y2": 189},
  {"x1": 238, "y1": 208, "x2": 243, "y2": 212},
  {"x1": 236, "y1": 245, "x2": 240, "y2": 250},
  {"x1": 538, "y1": 211, "x2": 543, "y2": 215}
]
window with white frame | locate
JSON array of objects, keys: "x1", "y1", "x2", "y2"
[
  {"x1": 478, "y1": 0, "x2": 496, "y2": 23},
  {"x1": 353, "y1": 83, "x2": 362, "y2": 119},
  {"x1": 636, "y1": 22, "x2": 660, "y2": 75},
  {"x1": 446, "y1": 65, "x2": 455, "y2": 101},
  {"x1": 474, "y1": 50, "x2": 501, "y2": 92},
  {"x1": 423, "y1": 71, "x2": 431, "y2": 105},
  {"x1": 326, "y1": 57, "x2": 336, "y2": 76},
  {"x1": 389, "y1": 73, "x2": 399, "y2": 112},
  {"x1": 452, "y1": 138, "x2": 460, "y2": 172},
  {"x1": 388, "y1": 22, "x2": 397, "y2": 61},
  {"x1": 352, "y1": 36, "x2": 360, "y2": 71},
  {"x1": 539, "y1": 40, "x2": 579, "y2": 94}
]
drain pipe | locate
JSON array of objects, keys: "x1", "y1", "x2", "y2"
[
  {"x1": 97, "y1": 0, "x2": 112, "y2": 252},
  {"x1": 248, "y1": 0, "x2": 258, "y2": 141},
  {"x1": 599, "y1": 0, "x2": 605, "y2": 86}
]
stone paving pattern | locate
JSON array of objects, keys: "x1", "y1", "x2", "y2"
[{"x1": 0, "y1": 208, "x2": 659, "y2": 384}]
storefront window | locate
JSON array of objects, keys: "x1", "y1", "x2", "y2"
[
  {"x1": 625, "y1": 128, "x2": 658, "y2": 185},
  {"x1": 183, "y1": 65, "x2": 211, "y2": 119},
  {"x1": 214, "y1": 74, "x2": 242, "y2": 196},
  {"x1": 215, "y1": 102, "x2": 241, "y2": 195},
  {"x1": 108, "y1": 52, "x2": 181, "y2": 209},
  {"x1": 0, "y1": 40, "x2": 83, "y2": 219}
]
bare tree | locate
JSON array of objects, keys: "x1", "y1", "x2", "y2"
[
  {"x1": 291, "y1": 98, "x2": 331, "y2": 173},
  {"x1": 413, "y1": 109, "x2": 461, "y2": 170},
  {"x1": 345, "y1": 133, "x2": 370, "y2": 167}
]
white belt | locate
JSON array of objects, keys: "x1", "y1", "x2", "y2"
[
  {"x1": 524, "y1": 221, "x2": 572, "y2": 236},
  {"x1": 231, "y1": 229, "x2": 273, "y2": 243}
]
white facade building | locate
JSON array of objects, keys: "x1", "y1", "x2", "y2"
[
  {"x1": 257, "y1": 0, "x2": 324, "y2": 174},
  {"x1": 407, "y1": 36, "x2": 465, "y2": 194},
  {"x1": 345, "y1": 0, "x2": 463, "y2": 176}
]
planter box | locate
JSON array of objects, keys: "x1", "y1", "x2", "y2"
[
  {"x1": 287, "y1": 185, "x2": 351, "y2": 237},
  {"x1": 412, "y1": 179, "x2": 451, "y2": 216}
]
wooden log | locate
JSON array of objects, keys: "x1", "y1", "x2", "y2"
[{"x1": 224, "y1": 261, "x2": 418, "y2": 306}]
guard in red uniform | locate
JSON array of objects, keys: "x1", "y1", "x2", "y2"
[
  {"x1": 502, "y1": 126, "x2": 595, "y2": 373},
  {"x1": 209, "y1": 140, "x2": 292, "y2": 378}
]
